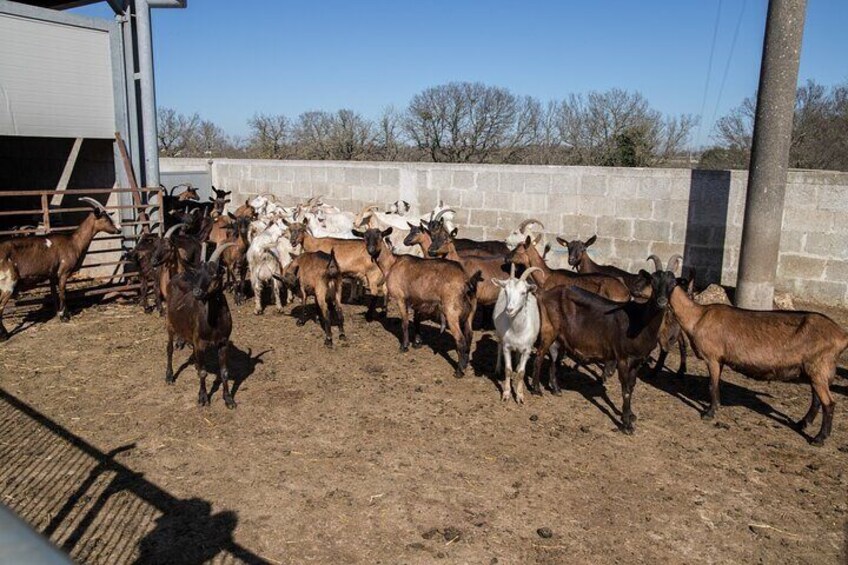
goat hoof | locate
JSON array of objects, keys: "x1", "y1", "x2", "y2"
[
  {"x1": 224, "y1": 397, "x2": 237, "y2": 410},
  {"x1": 296, "y1": 319, "x2": 306, "y2": 327},
  {"x1": 701, "y1": 410, "x2": 715, "y2": 421},
  {"x1": 0, "y1": 331, "x2": 8, "y2": 342},
  {"x1": 143, "y1": 305, "x2": 154, "y2": 314},
  {"x1": 254, "y1": 309, "x2": 263, "y2": 316},
  {"x1": 411, "y1": 340, "x2": 423, "y2": 349},
  {"x1": 550, "y1": 388, "x2": 562, "y2": 397},
  {"x1": 59, "y1": 312, "x2": 70, "y2": 322},
  {"x1": 275, "y1": 307, "x2": 285, "y2": 315},
  {"x1": 516, "y1": 394, "x2": 525, "y2": 404},
  {"x1": 621, "y1": 425, "x2": 635, "y2": 436},
  {"x1": 338, "y1": 333, "x2": 347, "y2": 341},
  {"x1": 324, "y1": 339, "x2": 333, "y2": 349},
  {"x1": 165, "y1": 373, "x2": 174, "y2": 385},
  {"x1": 198, "y1": 395, "x2": 210, "y2": 407},
  {"x1": 530, "y1": 388, "x2": 543, "y2": 397},
  {"x1": 795, "y1": 418, "x2": 809, "y2": 431},
  {"x1": 810, "y1": 435, "x2": 825, "y2": 447},
  {"x1": 399, "y1": 345, "x2": 409, "y2": 353}
]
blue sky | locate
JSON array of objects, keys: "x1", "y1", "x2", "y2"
[{"x1": 74, "y1": 0, "x2": 848, "y2": 148}]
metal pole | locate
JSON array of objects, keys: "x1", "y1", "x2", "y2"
[
  {"x1": 735, "y1": 0, "x2": 806, "y2": 310},
  {"x1": 134, "y1": 0, "x2": 160, "y2": 188}
]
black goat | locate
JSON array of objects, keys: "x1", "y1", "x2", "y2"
[{"x1": 165, "y1": 242, "x2": 238, "y2": 408}]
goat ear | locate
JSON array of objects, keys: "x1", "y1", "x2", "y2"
[
  {"x1": 420, "y1": 220, "x2": 430, "y2": 233},
  {"x1": 351, "y1": 229, "x2": 365, "y2": 238},
  {"x1": 527, "y1": 282, "x2": 538, "y2": 294},
  {"x1": 382, "y1": 227, "x2": 393, "y2": 238},
  {"x1": 586, "y1": 235, "x2": 597, "y2": 247},
  {"x1": 227, "y1": 212, "x2": 236, "y2": 220},
  {"x1": 450, "y1": 227, "x2": 458, "y2": 238},
  {"x1": 555, "y1": 236, "x2": 568, "y2": 247},
  {"x1": 524, "y1": 235, "x2": 532, "y2": 246},
  {"x1": 492, "y1": 278, "x2": 507, "y2": 288},
  {"x1": 407, "y1": 221, "x2": 417, "y2": 230},
  {"x1": 638, "y1": 269, "x2": 652, "y2": 280},
  {"x1": 687, "y1": 268, "x2": 696, "y2": 293}
]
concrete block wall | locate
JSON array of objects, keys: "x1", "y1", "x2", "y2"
[{"x1": 161, "y1": 158, "x2": 848, "y2": 306}]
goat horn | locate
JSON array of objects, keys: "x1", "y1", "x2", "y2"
[
  {"x1": 432, "y1": 208, "x2": 456, "y2": 224},
  {"x1": 266, "y1": 247, "x2": 285, "y2": 272},
  {"x1": 646, "y1": 254, "x2": 664, "y2": 272},
  {"x1": 208, "y1": 242, "x2": 236, "y2": 264},
  {"x1": 163, "y1": 223, "x2": 186, "y2": 239},
  {"x1": 519, "y1": 267, "x2": 543, "y2": 282},
  {"x1": 667, "y1": 254, "x2": 684, "y2": 275},
  {"x1": 355, "y1": 205, "x2": 379, "y2": 227},
  {"x1": 78, "y1": 197, "x2": 111, "y2": 215},
  {"x1": 510, "y1": 262, "x2": 516, "y2": 279},
  {"x1": 517, "y1": 218, "x2": 545, "y2": 233},
  {"x1": 201, "y1": 241, "x2": 207, "y2": 262},
  {"x1": 258, "y1": 192, "x2": 278, "y2": 202}
]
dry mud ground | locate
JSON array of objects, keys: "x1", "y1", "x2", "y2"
[{"x1": 0, "y1": 294, "x2": 847, "y2": 564}]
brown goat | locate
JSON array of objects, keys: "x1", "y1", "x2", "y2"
[
  {"x1": 427, "y1": 224, "x2": 510, "y2": 307},
  {"x1": 506, "y1": 236, "x2": 631, "y2": 301},
  {"x1": 289, "y1": 220, "x2": 385, "y2": 320},
  {"x1": 669, "y1": 286, "x2": 848, "y2": 445},
  {"x1": 361, "y1": 226, "x2": 481, "y2": 377},
  {"x1": 277, "y1": 250, "x2": 345, "y2": 347},
  {"x1": 0, "y1": 198, "x2": 120, "y2": 339},
  {"x1": 557, "y1": 235, "x2": 652, "y2": 299}
]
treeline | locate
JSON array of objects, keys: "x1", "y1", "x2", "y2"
[
  {"x1": 158, "y1": 80, "x2": 848, "y2": 171},
  {"x1": 699, "y1": 80, "x2": 848, "y2": 171}
]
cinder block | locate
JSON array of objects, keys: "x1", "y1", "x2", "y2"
[
  {"x1": 578, "y1": 195, "x2": 616, "y2": 216},
  {"x1": 344, "y1": 168, "x2": 362, "y2": 186},
  {"x1": 579, "y1": 174, "x2": 608, "y2": 196},
  {"x1": 652, "y1": 199, "x2": 689, "y2": 222},
  {"x1": 515, "y1": 193, "x2": 547, "y2": 213},
  {"x1": 791, "y1": 279, "x2": 847, "y2": 305},
  {"x1": 498, "y1": 212, "x2": 525, "y2": 231},
  {"x1": 824, "y1": 259, "x2": 848, "y2": 281},
  {"x1": 294, "y1": 167, "x2": 311, "y2": 185},
  {"x1": 360, "y1": 168, "x2": 380, "y2": 186},
  {"x1": 461, "y1": 189, "x2": 485, "y2": 209},
  {"x1": 777, "y1": 254, "x2": 827, "y2": 279},
  {"x1": 615, "y1": 198, "x2": 653, "y2": 219},
  {"x1": 477, "y1": 171, "x2": 499, "y2": 192},
  {"x1": 439, "y1": 188, "x2": 464, "y2": 207},
  {"x1": 636, "y1": 177, "x2": 673, "y2": 200},
  {"x1": 585, "y1": 236, "x2": 613, "y2": 262},
  {"x1": 452, "y1": 170, "x2": 475, "y2": 189},
  {"x1": 484, "y1": 191, "x2": 513, "y2": 210},
  {"x1": 670, "y1": 221, "x2": 687, "y2": 244},
  {"x1": 419, "y1": 189, "x2": 440, "y2": 212},
  {"x1": 380, "y1": 168, "x2": 400, "y2": 187},
  {"x1": 607, "y1": 176, "x2": 639, "y2": 198},
  {"x1": 612, "y1": 238, "x2": 651, "y2": 261},
  {"x1": 634, "y1": 220, "x2": 671, "y2": 242},
  {"x1": 559, "y1": 214, "x2": 598, "y2": 239},
  {"x1": 782, "y1": 209, "x2": 833, "y2": 232},
  {"x1": 597, "y1": 216, "x2": 633, "y2": 239},
  {"x1": 804, "y1": 233, "x2": 848, "y2": 259},
  {"x1": 430, "y1": 170, "x2": 452, "y2": 190},
  {"x1": 351, "y1": 186, "x2": 375, "y2": 203},
  {"x1": 329, "y1": 184, "x2": 352, "y2": 200},
  {"x1": 784, "y1": 184, "x2": 818, "y2": 210},
  {"x1": 549, "y1": 173, "x2": 581, "y2": 195},
  {"x1": 524, "y1": 173, "x2": 550, "y2": 194},
  {"x1": 548, "y1": 193, "x2": 581, "y2": 214},
  {"x1": 498, "y1": 172, "x2": 525, "y2": 193},
  {"x1": 416, "y1": 170, "x2": 429, "y2": 190},
  {"x1": 486, "y1": 226, "x2": 511, "y2": 240},
  {"x1": 648, "y1": 241, "x2": 685, "y2": 260},
  {"x1": 326, "y1": 167, "x2": 345, "y2": 185},
  {"x1": 817, "y1": 185, "x2": 848, "y2": 212},
  {"x1": 462, "y1": 226, "x2": 487, "y2": 240},
  {"x1": 470, "y1": 209, "x2": 501, "y2": 228}
]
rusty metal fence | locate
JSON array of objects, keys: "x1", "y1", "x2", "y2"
[{"x1": 0, "y1": 187, "x2": 163, "y2": 314}]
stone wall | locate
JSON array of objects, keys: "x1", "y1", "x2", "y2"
[{"x1": 161, "y1": 158, "x2": 848, "y2": 305}]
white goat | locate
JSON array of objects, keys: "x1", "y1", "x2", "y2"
[
  {"x1": 505, "y1": 219, "x2": 546, "y2": 250},
  {"x1": 247, "y1": 219, "x2": 295, "y2": 315},
  {"x1": 493, "y1": 265, "x2": 543, "y2": 403},
  {"x1": 356, "y1": 205, "x2": 423, "y2": 257}
]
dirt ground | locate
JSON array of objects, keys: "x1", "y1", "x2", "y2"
[{"x1": 0, "y1": 291, "x2": 847, "y2": 564}]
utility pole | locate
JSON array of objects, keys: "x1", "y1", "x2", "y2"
[{"x1": 736, "y1": 0, "x2": 807, "y2": 309}]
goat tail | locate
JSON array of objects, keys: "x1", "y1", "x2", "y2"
[
  {"x1": 326, "y1": 249, "x2": 341, "y2": 279},
  {"x1": 465, "y1": 269, "x2": 483, "y2": 298}
]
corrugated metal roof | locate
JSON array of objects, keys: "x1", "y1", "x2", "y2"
[{"x1": 7, "y1": 1, "x2": 107, "y2": 9}]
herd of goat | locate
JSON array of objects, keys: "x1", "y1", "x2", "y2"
[{"x1": 0, "y1": 184, "x2": 846, "y2": 446}]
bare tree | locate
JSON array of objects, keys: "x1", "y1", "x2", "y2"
[
  {"x1": 157, "y1": 107, "x2": 200, "y2": 157},
  {"x1": 404, "y1": 82, "x2": 532, "y2": 163},
  {"x1": 247, "y1": 113, "x2": 290, "y2": 159},
  {"x1": 293, "y1": 111, "x2": 333, "y2": 159},
  {"x1": 375, "y1": 106, "x2": 403, "y2": 161},
  {"x1": 190, "y1": 120, "x2": 233, "y2": 157},
  {"x1": 328, "y1": 109, "x2": 374, "y2": 160}
]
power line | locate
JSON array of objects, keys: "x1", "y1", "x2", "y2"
[
  {"x1": 709, "y1": 0, "x2": 749, "y2": 139},
  {"x1": 695, "y1": 0, "x2": 723, "y2": 148}
]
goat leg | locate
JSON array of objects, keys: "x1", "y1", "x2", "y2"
[
  {"x1": 165, "y1": 329, "x2": 175, "y2": 384},
  {"x1": 619, "y1": 359, "x2": 637, "y2": 434},
  {"x1": 676, "y1": 337, "x2": 688, "y2": 377},
  {"x1": 398, "y1": 300, "x2": 410, "y2": 352},
  {"x1": 797, "y1": 389, "x2": 821, "y2": 430},
  {"x1": 296, "y1": 291, "x2": 308, "y2": 326},
  {"x1": 500, "y1": 346, "x2": 512, "y2": 401},
  {"x1": 411, "y1": 310, "x2": 423, "y2": 348},
  {"x1": 810, "y1": 375, "x2": 835, "y2": 446},
  {"x1": 702, "y1": 360, "x2": 723, "y2": 420},
  {"x1": 651, "y1": 348, "x2": 668, "y2": 379},
  {"x1": 218, "y1": 342, "x2": 236, "y2": 409},
  {"x1": 252, "y1": 274, "x2": 264, "y2": 315},
  {"x1": 0, "y1": 288, "x2": 13, "y2": 341},
  {"x1": 273, "y1": 276, "x2": 284, "y2": 314},
  {"x1": 57, "y1": 273, "x2": 70, "y2": 321}
]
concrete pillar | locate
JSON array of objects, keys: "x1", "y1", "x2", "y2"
[{"x1": 736, "y1": 0, "x2": 807, "y2": 310}]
